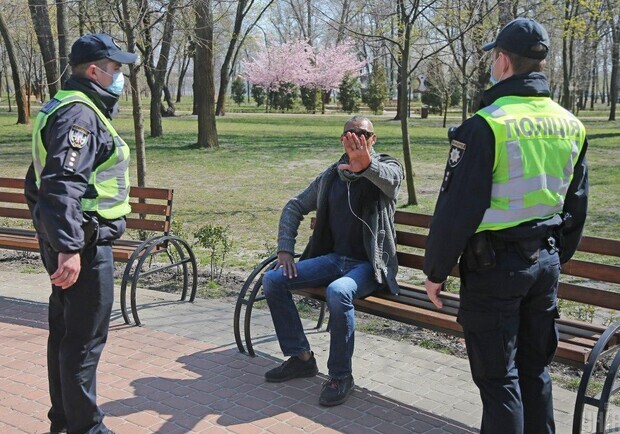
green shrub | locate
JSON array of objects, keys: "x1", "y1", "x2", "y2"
[{"x1": 193, "y1": 224, "x2": 233, "y2": 281}]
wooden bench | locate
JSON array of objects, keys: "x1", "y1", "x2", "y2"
[
  {"x1": 234, "y1": 210, "x2": 620, "y2": 434},
  {"x1": 0, "y1": 176, "x2": 197, "y2": 326}
]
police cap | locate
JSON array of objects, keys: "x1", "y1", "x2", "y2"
[
  {"x1": 69, "y1": 33, "x2": 138, "y2": 66},
  {"x1": 482, "y1": 18, "x2": 550, "y2": 60}
]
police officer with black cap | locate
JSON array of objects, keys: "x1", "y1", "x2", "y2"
[
  {"x1": 24, "y1": 34, "x2": 137, "y2": 434},
  {"x1": 423, "y1": 18, "x2": 589, "y2": 434}
]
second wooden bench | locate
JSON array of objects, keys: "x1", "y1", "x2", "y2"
[{"x1": 0, "y1": 176, "x2": 197, "y2": 326}]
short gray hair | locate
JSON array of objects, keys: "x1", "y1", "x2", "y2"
[{"x1": 344, "y1": 116, "x2": 373, "y2": 132}]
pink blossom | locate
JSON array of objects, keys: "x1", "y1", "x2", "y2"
[{"x1": 243, "y1": 40, "x2": 365, "y2": 92}]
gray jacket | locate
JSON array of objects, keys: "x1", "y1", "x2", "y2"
[{"x1": 277, "y1": 151, "x2": 404, "y2": 294}]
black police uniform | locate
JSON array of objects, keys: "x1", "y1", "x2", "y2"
[
  {"x1": 24, "y1": 76, "x2": 126, "y2": 434},
  {"x1": 423, "y1": 73, "x2": 588, "y2": 434}
]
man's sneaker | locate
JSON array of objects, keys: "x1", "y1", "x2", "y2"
[
  {"x1": 319, "y1": 375, "x2": 354, "y2": 406},
  {"x1": 265, "y1": 352, "x2": 318, "y2": 382}
]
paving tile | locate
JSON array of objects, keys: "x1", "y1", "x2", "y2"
[{"x1": 1, "y1": 268, "x2": 617, "y2": 433}]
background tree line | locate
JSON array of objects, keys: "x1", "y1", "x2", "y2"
[{"x1": 0, "y1": 0, "x2": 618, "y2": 204}]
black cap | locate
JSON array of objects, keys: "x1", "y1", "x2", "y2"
[
  {"x1": 482, "y1": 18, "x2": 550, "y2": 59},
  {"x1": 69, "y1": 33, "x2": 138, "y2": 66}
]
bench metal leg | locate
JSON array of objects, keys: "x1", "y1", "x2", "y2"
[
  {"x1": 316, "y1": 302, "x2": 327, "y2": 329},
  {"x1": 573, "y1": 321, "x2": 620, "y2": 433},
  {"x1": 233, "y1": 255, "x2": 279, "y2": 356},
  {"x1": 120, "y1": 235, "x2": 197, "y2": 326}
]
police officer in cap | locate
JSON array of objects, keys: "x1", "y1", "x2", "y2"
[
  {"x1": 25, "y1": 34, "x2": 137, "y2": 434},
  {"x1": 423, "y1": 18, "x2": 588, "y2": 434}
]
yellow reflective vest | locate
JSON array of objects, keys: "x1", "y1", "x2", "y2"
[
  {"x1": 476, "y1": 95, "x2": 585, "y2": 232},
  {"x1": 32, "y1": 90, "x2": 131, "y2": 220}
]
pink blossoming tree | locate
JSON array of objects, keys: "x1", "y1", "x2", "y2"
[{"x1": 243, "y1": 39, "x2": 365, "y2": 113}]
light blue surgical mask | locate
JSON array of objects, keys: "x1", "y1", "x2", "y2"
[
  {"x1": 489, "y1": 62, "x2": 498, "y2": 85},
  {"x1": 489, "y1": 55, "x2": 504, "y2": 86},
  {"x1": 106, "y1": 71, "x2": 125, "y2": 95},
  {"x1": 96, "y1": 66, "x2": 125, "y2": 95}
]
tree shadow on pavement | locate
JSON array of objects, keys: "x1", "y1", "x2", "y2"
[{"x1": 102, "y1": 347, "x2": 478, "y2": 433}]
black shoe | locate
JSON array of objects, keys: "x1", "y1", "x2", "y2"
[
  {"x1": 319, "y1": 375, "x2": 354, "y2": 406},
  {"x1": 265, "y1": 352, "x2": 318, "y2": 382}
]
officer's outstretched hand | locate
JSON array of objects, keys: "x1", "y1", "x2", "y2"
[
  {"x1": 338, "y1": 132, "x2": 371, "y2": 173},
  {"x1": 424, "y1": 278, "x2": 444, "y2": 309},
  {"x1": 275, "y1": 251, "x2": 297, "y2": 279},
  {"x1": 51, "y1": 252, "x2": 81, "y2": 290}
]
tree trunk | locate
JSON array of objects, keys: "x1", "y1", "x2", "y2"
[
  {"x1": 398, "y1": 9, "x2": 416, "y2": 206},
  {"x1": 120, "y1": 0, "x2": 147, "y2": 187},
  {"x1": 610, "y1": 21, "x2": 619, "y2": 121},
  {"x1": 55, "y1": 0, "x2": 70, "y2": 87},
  {"x1": 561, "y1": 0, "x2": 578, "y2": 110},
  {"x1": 195, "y1": 0, "x2": 219, "y2": 148},
  {"x1": 0, "y1": 11, "x2": 29, "y2": 124},
  {"x1": 215, "y1": 0, "x2": 247, "y2": 116},
  {"x1": 177, "y1": 39, "x2": 193, "y2": 103},
  {"x1": 162, "y1": 85, "x2": 175, "y2": 115},
  {"x1": 28, "y1": 0, "x2": 59, "y2": 97}
]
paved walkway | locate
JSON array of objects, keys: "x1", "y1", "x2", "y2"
[{"x1": 0, "y1": 266, "x2": 617, "y2": 433}]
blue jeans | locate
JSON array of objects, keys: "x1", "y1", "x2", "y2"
[
  {"x1": 263, "y1": 253, "x2": 380, "y2": 379},
  {"x1": 458, "y1": 245, "x2": 560, "y2": 434}
]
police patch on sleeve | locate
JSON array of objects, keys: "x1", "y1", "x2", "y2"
[
  {"x1": 448, "y1": 139, "x2": 466, "y2": 167},
  {"x1": 68, "y1": 125, "x2": 91, "y2": 149}
]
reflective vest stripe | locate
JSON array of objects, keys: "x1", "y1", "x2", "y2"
[{"x1": 482, "y1": 203, "x2": 564, "y2": 223}]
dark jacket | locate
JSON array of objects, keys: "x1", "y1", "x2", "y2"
[
  {"x1": 423, "y1": 73, "x2": 589, "y2": 283},
  {"x1": 277, "y1": 151, "x2": 404, "y2": 294},
  {"x1": 25, "y1": 76, "x2": 126, "y2": 253}
]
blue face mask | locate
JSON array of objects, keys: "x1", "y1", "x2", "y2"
[
  {"x1": 489, "y1": 56, "x2": 503, "y2": 86},
  {"x1": 106, "y1": 71, "x2": 125, "y2": 95},
  {"x1": 489, "y1": 62, "x2": 498, "y2": 85},
  {"x1": 96, "y1": 66, "x2": 125, "y2": 95}
]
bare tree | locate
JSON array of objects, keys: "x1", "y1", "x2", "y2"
[
  {"x1": 194, "y1": 0, "x2": 219, "y2": 148},
  {"x1": 28, "y1": 0, "x2": 59, "y2": 97},
  {"x1": 0, "y1": 10, "x2": 28, "y2": 124},
  {"x1": 176, "y1": 37, "x2": 193, "y2": 102},
  {"x1": 118, "y1": 0, "x2": 148, "y2": 186},
  {"x1": 215, "y1": 0, "x2": 275, "y2": 116},
  {"x1": 138, "y1": 0, "x2": 178, "y2": 137},
  {"x1": 607, "y1": 0, "x2": 619, "y2": 120}
]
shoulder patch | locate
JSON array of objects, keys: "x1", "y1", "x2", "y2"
[
  {"x1": 40, "y1": 98, "x2": 61, "y2": 114},
  {"x1": 448, "y1": 139, "x2": 466, "y2": 168},
  {"x1": 68, "y1": 125, "x2": 91, "y2": 149}
]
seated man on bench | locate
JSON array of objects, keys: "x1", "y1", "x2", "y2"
[{"x1": 262, "y1": 116, "x2": 403, "y2": 406}]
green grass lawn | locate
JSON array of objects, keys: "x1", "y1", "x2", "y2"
[{"x1": 1, "y1": 104, "x2": 619, "y2": 271}]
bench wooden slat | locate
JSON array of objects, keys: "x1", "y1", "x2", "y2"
[
  {"x1": 0, "y1": 207, "x2": 33, "y2": 219},
  {"x1": 0, "y1": 192, "x2": 28, "y2": 204},
  {"x1": 562, "y1": 259, "x2": 620, "y2": 284},
  {"x1": 125, "y1": 218, "x2": 167, "y2": 232},
  {"x1": 129, "y1": 202, "x2": 170, "y2": 216},
  {"x1": 555, "y1": 342, "x2": 590, "y2": 366},
  {"x1": 578, "y1": 235, "x2": 620, "y2": 257},
  {"x1": 0, "y1": 177, "x2": 25, "y2": 189},
  {"x1": 394, "y1": 211, "x2": 431, "y2": 228},
  {"x1": 395, "y1": 231, "x2": 426, "y2": 249},
  {"x1": 396, "y1": 252, "x2": 460, "y2": 278},
  {"x1": 558, "y1": 282, "x2": 620, "y2": 310},
  {"x1": 129, "y1": 187, "x2": 173, "y2": 200}
]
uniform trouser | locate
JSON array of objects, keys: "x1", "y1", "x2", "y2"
[
  {"x1": 262, "y1": 253, "x2": 380, "y2": 379},
  {"x1": 39, "y1": 241, "x2": 114, "y2": 434},
  {"x1": 457, "y1": 245, "x2": 560, "y2": 434}
]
